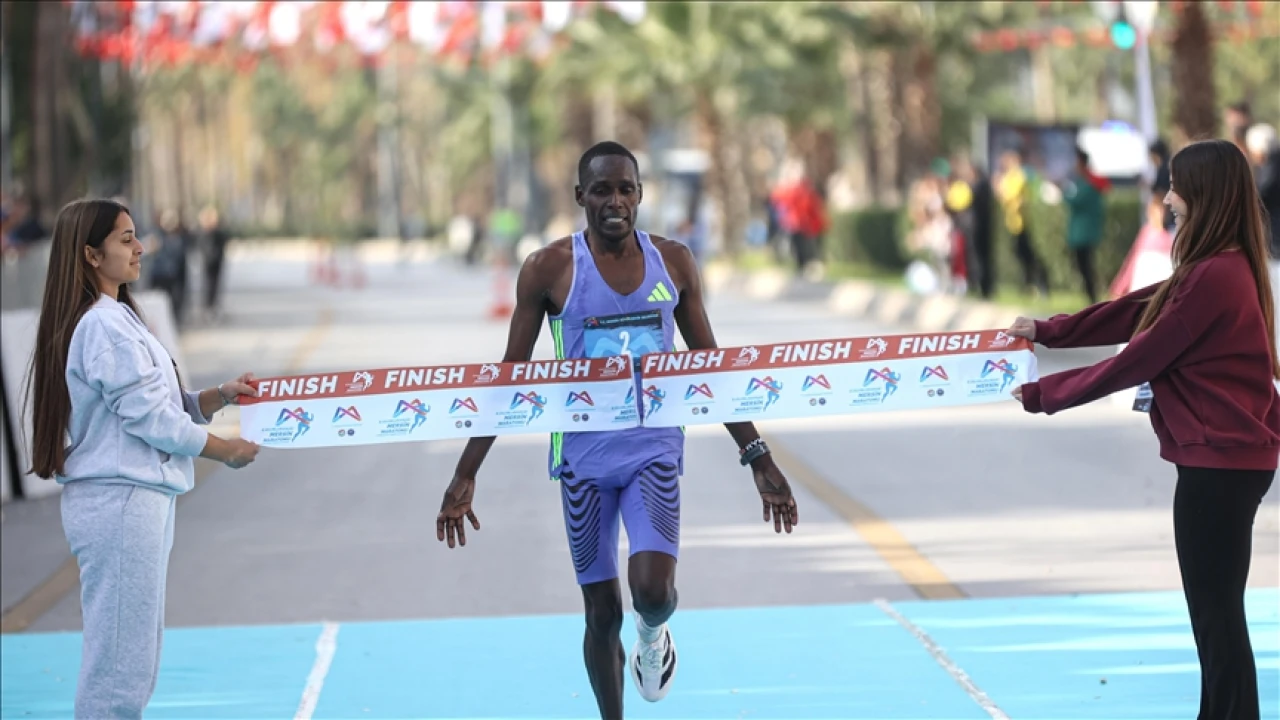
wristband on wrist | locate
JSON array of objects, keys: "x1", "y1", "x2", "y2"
[
  {"x1": 216, "y1": 384, "x2": 234, "y2": 407},
  {"x1": 739, "y1": 438, "x2": 770, "y2": 467}
]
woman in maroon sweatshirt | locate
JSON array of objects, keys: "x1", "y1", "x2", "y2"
[{"x1": 1008, "y1": 139, "x2": 1278, "y2": 720}]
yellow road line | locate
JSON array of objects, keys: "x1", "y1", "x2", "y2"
[
  {"x1": 764, "y1": 435, "x2": 967, "y2": 601},
  {"x1": 0, "y1": 307, "x2": 334, "y2": 633},
  {"x1": 0, "y1": 557, "x2": 79, "y2": 633},
  {"x1": 284, "y1": 307, "x2": 335, "y2": 376}
]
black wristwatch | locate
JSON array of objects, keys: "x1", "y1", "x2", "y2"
[{"x1": 739, "y1": 438, "x2": 770, "y2": 466}]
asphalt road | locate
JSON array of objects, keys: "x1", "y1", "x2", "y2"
[{"x1": 3, "y1": 243, "x2": 1276, "y2": 634}]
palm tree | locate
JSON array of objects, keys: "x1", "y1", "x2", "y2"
[
  {"x1": 539, "y1": 2, "x2": 832, "y2": 257},
  {"x1": 1170, "y1": 1, "x2": 1216, "y2": 143},
  {"x1": 816, "y1": 1, "x2": 1000, "y2": 197}
]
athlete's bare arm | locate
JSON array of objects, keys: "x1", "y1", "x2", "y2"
[
  {"x1": 655, "y1": 237, "x2": 799, "y2": 533},
  {"x1": 437, "y1": 240, "x2": 573, "y2": 548}
]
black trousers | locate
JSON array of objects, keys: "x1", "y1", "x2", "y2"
[
  {"x1": 204, "y1": 256, "x2": 224, "y2": 310},
  {"x1": 1173, "y1": 465, "x2": 1275, "y2": 720},
  {"x1": 1073, "y1": 246, "x2": 1097, "y2": 304},
  {"x1": 1013, "y1": 229, "x2": 1048, "y2": 294},
  {"x1": 790, "y1": 232, "x2": 817, "y2": 272}
]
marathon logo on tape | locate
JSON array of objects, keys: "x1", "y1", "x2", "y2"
[
  {"x1": 237, "y1": 328, "x2": 1037, "y2": 449},
  {"x1": 637, "y1": 329, "x2": 1037, "y2": 428}
]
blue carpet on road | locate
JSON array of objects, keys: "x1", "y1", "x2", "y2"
[{"x1": 3, "y1": 589, "x2": 1277, "y2": 719}]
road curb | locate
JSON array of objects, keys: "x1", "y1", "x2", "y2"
[{"x1": 704, "y1": 265, "x2": 1026, "y2": 334}]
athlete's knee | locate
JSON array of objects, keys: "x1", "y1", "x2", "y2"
[
  {"x1": 582, "y1": 583, "x2": 623, "y2": 636},
  {"x1": 630, "y1": 574, "x2": 676, "y2": 617}
]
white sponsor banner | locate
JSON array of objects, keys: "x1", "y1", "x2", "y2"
[
  {"x1": 637, "y1": 330, "x2": 1038, "y2": 428},
  {"x1": 239, "y1": 357, "x2": 638, "y2": 449},
  {"x1": 236, "y1": 330, "x2": 1038, "y2": 449}
]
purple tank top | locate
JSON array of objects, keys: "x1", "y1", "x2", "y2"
[{"x1": 546, "y1": 230, "x2": 685, "y2": 480}]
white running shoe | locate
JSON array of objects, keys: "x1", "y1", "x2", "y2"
[{"x1": 629, "y1": 618, "x2": 677, "y2": 702}]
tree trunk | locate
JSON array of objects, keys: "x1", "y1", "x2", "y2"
[
  {"x1": 545, "y1": 88, "x2": 594, "y2": 218},
  {"x1": 697, "y1": 89, "x2": 750, "y2": 258},
  {"x1": 897, "y1": 44, "x2": 940, "y2": 188},
  {"x1": 867, "y1": 49, "x2": 901, "y2": 205},
  {"x1": 592, "y1": 85, "x2": 617, "y2": 142},
  {"x1": 32, "y1": 0, "x2": 68, "y2": 222},
  {"x1": 839, "y1": 41, "x2": 881, "y2": 207},
  {"x1": 1171, "y1": 1, "x2": 1216, "y2": 142},
  {"x1": 170, "y1": 100, "x2": 189, "y2": 219},
  {"x1": 619, "y1": 98, "x2": 652, "y2": 152},
  {"x1": 789, "y1": 125, "x2": 839, "y2": 199},
  {"x1": 739, "y1": 116, "x2": 783, "y2": 203}
]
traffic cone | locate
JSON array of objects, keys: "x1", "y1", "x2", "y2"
[
  {"x1": 351, "y1": 258, "x2": 367, "y2": 289},
  {"x1": 312, "y1": 240, "x2": 341, "y2": 286},
  {"x1": 310, "y1": 242, "x2": 327, "y2": 284},
  {"x1": 488, "y1": 251, "x2": 514, "y2": 320},
  {"x1": 327, "y1": 248, "x2": 341, "y2": 287}
]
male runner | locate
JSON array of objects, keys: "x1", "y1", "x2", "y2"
[{"x1": 436, "y1": 141, "x2": 799, "y2": 718}]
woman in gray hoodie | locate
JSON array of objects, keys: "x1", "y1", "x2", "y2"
[{"x1": 25, "y1": 198, "x2": 261, "y2": 719}]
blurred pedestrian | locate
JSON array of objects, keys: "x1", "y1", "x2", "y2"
[
  {"x1": 906, "y1": 173, "x2": 956, "y2": 294},
  {"x1": 1244, "y1": 124, "x2": 1280, "y2": 334},
  {"x1": 770, "y1": 163, "x2": 827, "y2": 277},
  {"x1": 4, "y1": 194, "x2": 48, "y2": 250},
  {"x1": 197, "y1": 206, "x2": 231, "y2": 321},
  {"x1": 950, "y1": 155, "x2": 995, "y2": 299},
  {"x1": 1110, "y1": 193, "x2": 1174, "y2": 300},
  {"x1": 25, "y1": 198, "x2": 262, "y2": 719},
  {"x1": 147, "y1": 209, "x2": 189, "y2": 327},
  {"x1": 1224, "y1": 100, "x2": 1252, "y2": 158},
  {"x1": 1149, "y1": 138, "x2": 1175, "y2": 231},
  {"x1": 994, "y1": 148, "x2": 1049, "y2": 296},
  {"x1": 1008, "y1": 140, "x2": 1278, "y2": 720},
  {"x1": 1060, "y1": 148, "x2": 1110, "y2": 304}
]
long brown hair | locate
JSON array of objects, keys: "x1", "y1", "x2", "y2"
[
  {"x1": 1134, "y1": 139, "x2": 1280, "y2": 380},
  {"x1": 26, "y1": 198, "x2": 143, "y2": 479}
]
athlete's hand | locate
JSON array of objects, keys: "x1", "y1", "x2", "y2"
[
  {"x1": 437, "y1": 475, "x2": 480, "y2": 548},
  {"x1": 1005, "y1": 316, "x2": 1036, "y2": 342},
  {"x1": 751, "y1": 457, "x2": 798, "y2": 534}
]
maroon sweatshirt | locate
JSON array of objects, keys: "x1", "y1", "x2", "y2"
[{"x1": 1020, "y1": 250, "x2": 1280, "y2": 471}]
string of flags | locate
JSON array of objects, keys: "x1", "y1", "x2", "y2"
[
  {"x1": 973, "y1": 0, "x2": 1273, "y2": 53},
  {"x1": 65, "y1": 1, "x2": 647, "y2": 72}
]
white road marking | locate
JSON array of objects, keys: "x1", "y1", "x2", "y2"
[
  {"x1": 875, "y1": 599, "x2": 1010, "y2": 720},
  {"x1": 294, "y1": 621, "x2": 341, "y2": 720}
]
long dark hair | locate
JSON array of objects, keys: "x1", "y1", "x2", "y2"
[
  {"x1": 26, "y1": 198, "x2": 142, "y2": 479},
  {"x1": 1134, "y1": 139, "x2": 1280, "y2": 380}
]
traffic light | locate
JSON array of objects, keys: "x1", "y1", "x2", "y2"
[{"x1": 1110, "y1": 6, "x2": 1136, "y2": 49}]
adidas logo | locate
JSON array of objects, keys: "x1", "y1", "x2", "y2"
[{"x1": 647, "y1": 281, "x2": 674, "y2": 303}]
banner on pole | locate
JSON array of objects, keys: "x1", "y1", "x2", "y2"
[
  {"x1": 238, "y1": 356, "x2": 639, "y2": 449},
  {"x1": 636, "y1": 330, "x2": 1038, "y2": 428}
]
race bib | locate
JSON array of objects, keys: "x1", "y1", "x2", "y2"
[{"x1": 583, "y1": 310, "x2": 665, "y2": 366}]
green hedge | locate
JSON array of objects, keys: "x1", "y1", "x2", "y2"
[
  {"x1": 994, "y1": 186, "x2": 1144, "y2": 294},
  {"x1": 825, "y1": 187, "x2": 1145, "y2": 295},
  {"x1": 826, "y1": 207, "x2": 908, "y2": 270}
]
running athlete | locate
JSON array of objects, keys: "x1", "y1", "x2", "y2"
[{"x1": 436, "y1": 142, "x2": 799, "y2": 718}]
